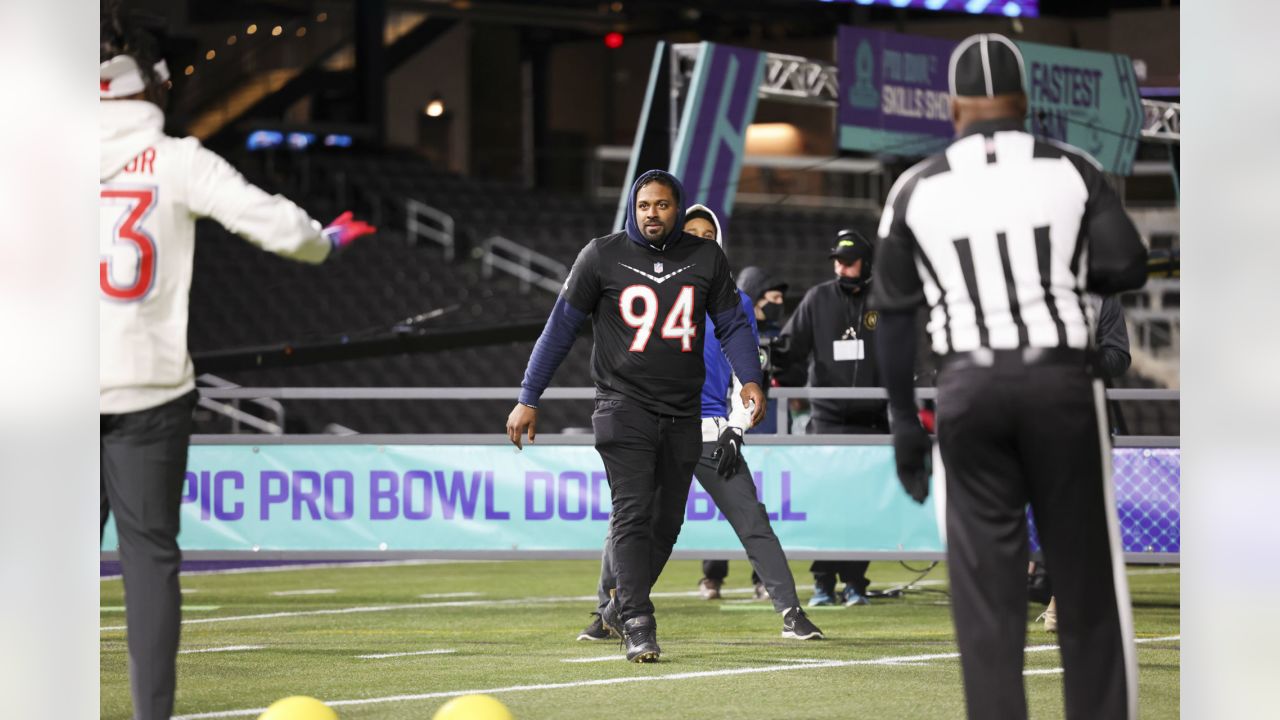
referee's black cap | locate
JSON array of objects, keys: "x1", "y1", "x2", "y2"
[{"x1": 948, "y1": 33, "x2": 1026, "y2": 98}]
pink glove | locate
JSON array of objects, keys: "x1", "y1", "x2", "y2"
[{"x1": 322, "y1": 211, "x2": 376, "y2": 251}]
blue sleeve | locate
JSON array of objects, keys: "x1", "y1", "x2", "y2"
[
  {"x1": 711, "y1": 300, "x2": 763, "y2": 387},
  {"x1": 518, "y1": 295, "x2": 588, "y2": 407},
  {"x1": 740, "y1": 290, "x2": 760, "y2": 344}
]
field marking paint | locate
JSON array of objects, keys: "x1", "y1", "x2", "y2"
[
  {"x1": 103, "y1": 589, "x2": 737, "y2": 632},
  {"x1": 1126, "y1": 568, "x2": 1181, "y2": 576},
  {"x1": 169, "y1": 635, "x2": 1182, "y2": 719},
  {"x1": 417, "y1": 592, "x2": 484, "y2": 599},
  {"x1": 170, "y1": 651, "x2": 958, "y2": 719},
  {"x1": 269, "y1": 589, "x2": 337, "y2": 597},
  {"x1": 561, "y1": 656, "x2": 624, "y2": 663},
  {"x1": 100, "y1": 559, "x2": 499, "y2": 581},
  {"x1": 178, "y1": 645, "x2": 265, "y2": 655},
  {"x1": 1024, "y1": 668, "x2": 1064, "y2": 676},
  {"x1": 102, "y1": 605, "x2": 220, "y2": 613},
  {"x1": 357, "y1": 649, "x2": 457, "y2": 660}
]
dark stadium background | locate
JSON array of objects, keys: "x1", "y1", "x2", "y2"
[{"x1": 120, "y1": 0, "x2": 1179, "y2": 436}]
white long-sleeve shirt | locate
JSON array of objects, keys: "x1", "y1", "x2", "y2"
[{"x1": 99, "y1": 100, "x2": 332, "y2": 413}]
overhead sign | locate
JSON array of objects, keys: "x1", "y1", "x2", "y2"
[
  {"x1": 1019, "y1": 40, "x2": 1143, "y2": 175},
  {"x1": 836, "y1": 27, "x2": 956, "y2": 158},
  {"x1": 837, "y1": 28, "x2": 1144, "y2": 174}
]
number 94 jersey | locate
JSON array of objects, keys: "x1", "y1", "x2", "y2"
[{"x1": 562, "y1": 231, "x2": 742, "y2": 417}]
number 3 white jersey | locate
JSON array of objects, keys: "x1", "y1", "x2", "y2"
[{"x1": 100, "y1": 100, "x2": 332, "y2": 414}]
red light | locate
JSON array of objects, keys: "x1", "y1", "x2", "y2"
[{"x1": 604, "y1": 32, "x2": 624, "y2": 49}]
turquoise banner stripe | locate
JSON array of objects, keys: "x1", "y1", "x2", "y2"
[{"x1": 101, "y1": 444, "x2": 941, "y2": 553}]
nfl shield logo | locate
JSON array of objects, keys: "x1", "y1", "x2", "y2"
[{"x1": 653, "y1": 262, "x2": 664, "y2": 273}]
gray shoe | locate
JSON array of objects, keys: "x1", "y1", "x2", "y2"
[{"x1": 782, "y1": 607, "x2": 824, "y2": 640}]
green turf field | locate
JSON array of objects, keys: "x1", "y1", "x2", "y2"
[{"x1": 100, "y1": 559, "x2": 1179, "y2": 719}]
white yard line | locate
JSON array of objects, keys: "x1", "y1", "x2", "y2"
[
  {"x1": 102, "y1": 589, "x2": 729, "y2": 632},
  {"x1": 178, "y1": 645, "x2": 265, "y2": 655},
  {"x1": 417, "y1": 592, "x2": 484, "y2": 599},
  {"x1": 269, "y1": 589, "x2": 337, "y2": 597},
  {"x1": 560, "y1": 656, "x2": 623, "y2": 663},
  {"x1": 1024, "y1": 668, "x2": 1064, "y2": 676},
  {"x1": 100, "y1": 559, "x2": 499, "y2": 581},
  {"x1": 357, "y1": 649, "x2": 457, "y2": 660},
  {"x1": 170, "y1": 651, "x2": 955, "y2": 719},
  {"x1": 169, "y1": 635, "x2": 1182, "y2": 719}
]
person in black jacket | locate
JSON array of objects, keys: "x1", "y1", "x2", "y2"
[{"x1": 775, "y1": 230, "x2": 885, "y2": 607}]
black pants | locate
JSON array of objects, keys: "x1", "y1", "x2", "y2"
[
  {"x1": 937, "y1": 363, "x2": 1135, "y2": 720},
  {"x1": 592, "y1": 398, "x2": 701, "y2": 621},
  {"x1": 700, "y1": 560, "x2": 760, "y2": 587},
  {"x1": 601, "y1": 440, "x2": 801, "y2": 613},
  {"x1": 805, "y1": 416, "x2": 879, "y2": 594},
  {"x1": 101, "y1": 390, "x2": 197, "y2": 720}
]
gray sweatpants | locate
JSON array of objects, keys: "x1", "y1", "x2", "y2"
[
  {"x1": 101, "y1": 390, "x2": 196, "y2": 720},
  {"x1": 596, "y1": 440, "x2": 800, "y2": 614}
]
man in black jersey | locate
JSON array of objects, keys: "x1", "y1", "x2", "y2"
[{"x1": 506, "y1": 169, "x2": 766, "y2": 662}]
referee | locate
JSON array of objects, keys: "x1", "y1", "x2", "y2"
[{"x1": 871, "y1": 35, "x2": 1148, "y2": 720}]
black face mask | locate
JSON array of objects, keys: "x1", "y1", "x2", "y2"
[
  {"x1": 837, "y1": 275, "x2": 869, "y2": 292},
  {"x1": 760, "y1": 301, "x2": 784, "y2": 326}
]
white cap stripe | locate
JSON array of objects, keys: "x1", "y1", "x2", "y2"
[{"x1": 979, "y1": 35, "x2": 994, "y2": 97}]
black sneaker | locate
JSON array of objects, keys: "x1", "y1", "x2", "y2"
[
  {"x1": 601, "y1": 593, "x2": 623, "y2": 637},
  {"x1": 577, "y1": 613, "x2": 617, "y2": 641},
  {"x1": 622, "y1": 615, "x2": 661, "y2": 662},
  {"x1": 782, "y1": 607, "x2": 825, "y2": 640}
]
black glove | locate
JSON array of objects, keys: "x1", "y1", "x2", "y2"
[
  {"x1": 891, "y1": 416, "x2": 932, "y2": 503},
  {"x1": 711, "y1": 425, "x2": 744, "y2": 479}
]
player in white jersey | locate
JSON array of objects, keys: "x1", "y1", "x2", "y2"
[{"x1": 99, "y1": 11, "x2": 374, "y2": 719}]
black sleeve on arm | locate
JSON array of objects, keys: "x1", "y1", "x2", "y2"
[
  {"x1": 773, "y1": 292, "x2": 815, "y2": 386},
  {"x1": 877, "y1": 310, "x2": 919, "y2": 426},
  {"x1": 561, "y1": 241, "x2": 603, "y2": 314},
  {"x1": 872, "y1": 168, "x2": 928, "y2": 425},
  {"x1": 1070, "y1": 155, "x2": 1148, "y2": 295},
  {"x1": 1094, "y1": 295, "x2": 1131, "y2": 379}
]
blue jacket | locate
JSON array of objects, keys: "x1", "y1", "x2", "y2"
[{"x1": 701, "y1": 289, "x2": 759, "y2": 419}]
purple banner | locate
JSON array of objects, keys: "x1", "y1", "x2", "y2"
[
  {"x1": 670, "y1": 43, "x2": 766, "y2": 223},
  {"x1": 837, "y1": 26, "x2": 956, "y2": 156}
]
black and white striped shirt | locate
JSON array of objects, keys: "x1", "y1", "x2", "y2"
[{"x1": 872, "y1": 118, "x2": 1147, "y2": 355}]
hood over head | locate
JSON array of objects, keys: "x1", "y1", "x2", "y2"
[
  {"x1": 100, "y1": 99, "x2": 165, "y2": 180},
  {"x1": 624, "y1": 169, "x2": 686, "y2": 250},
  {"x1": 736, "y1": 265, "x2": 788, "y2": 302},
  {"x1": 683, "y1": 203, "x2": 725, "y2": 251}
]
